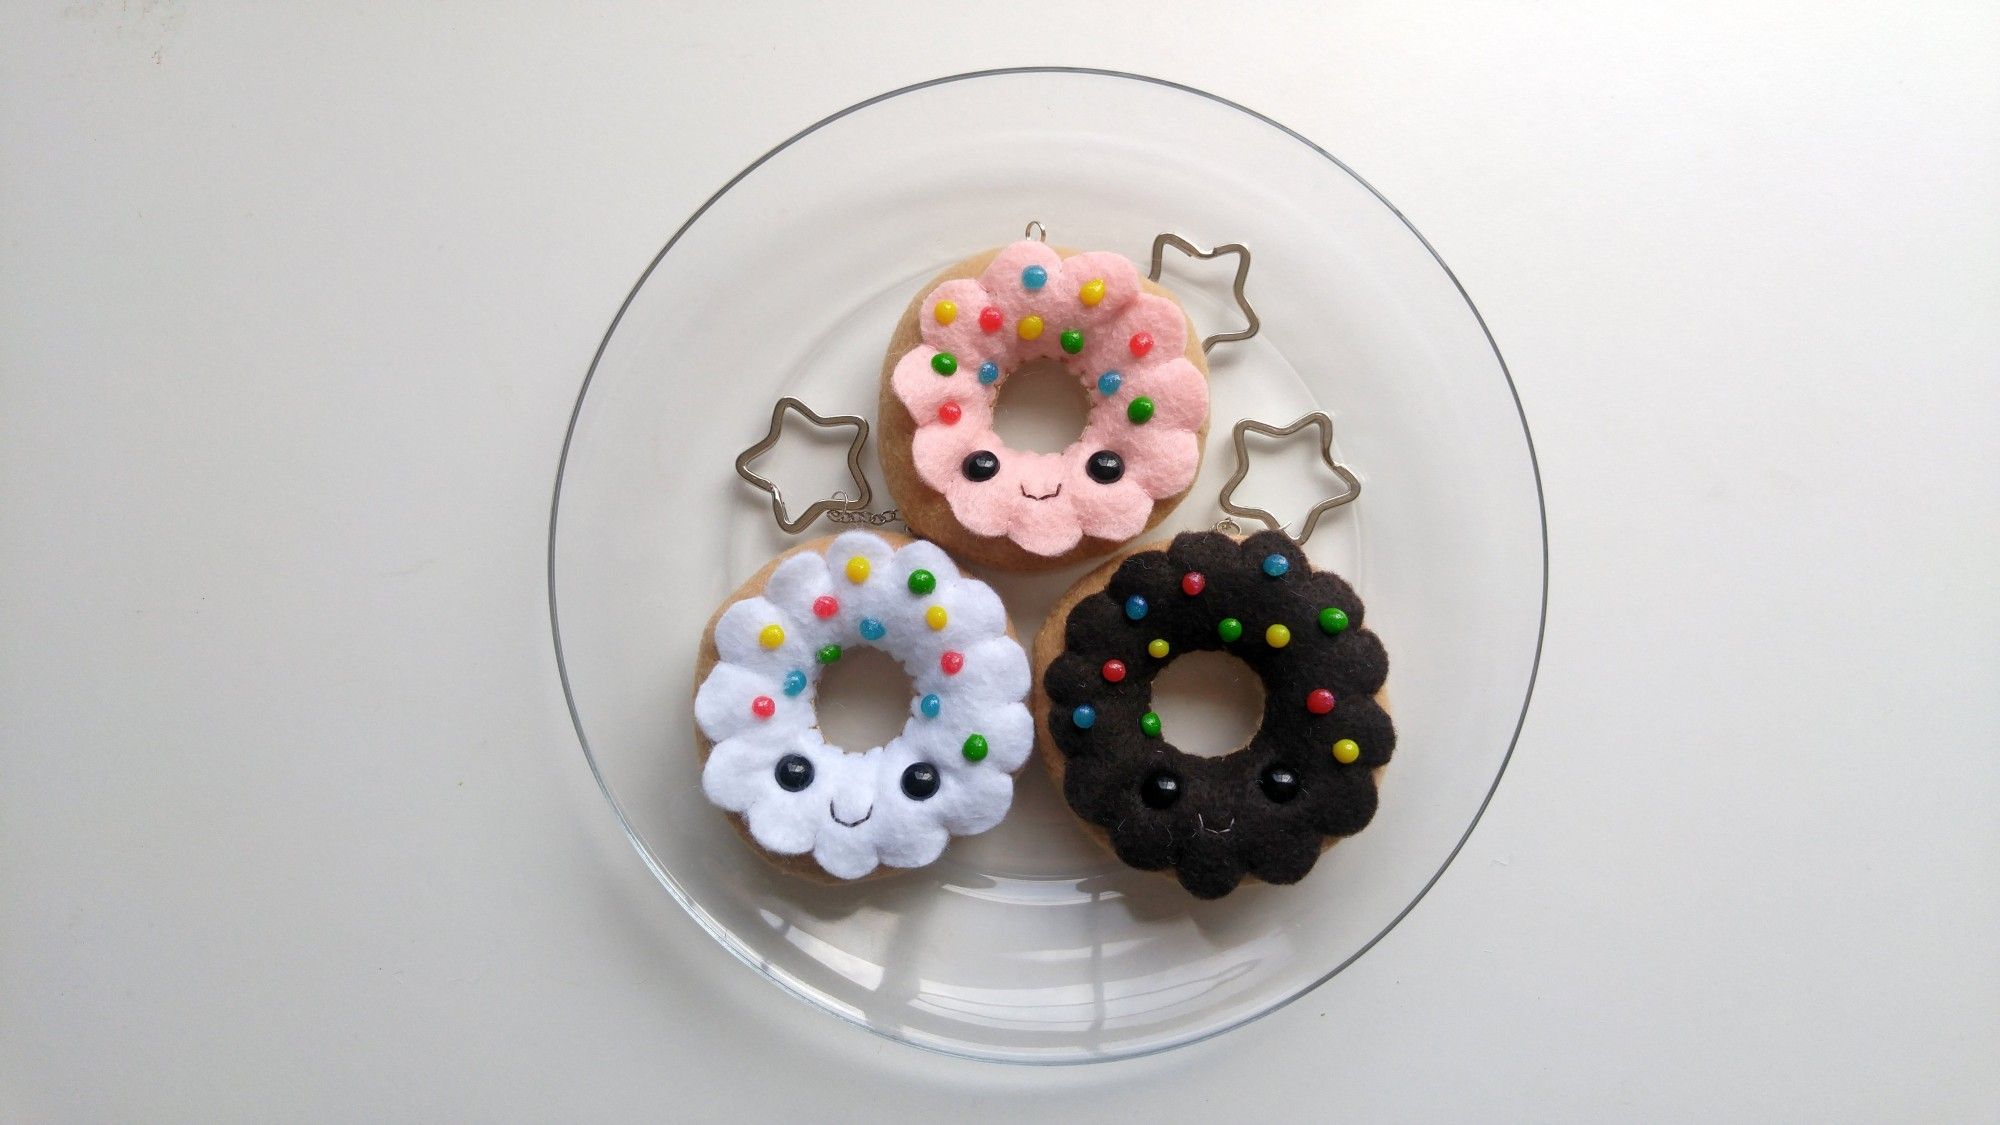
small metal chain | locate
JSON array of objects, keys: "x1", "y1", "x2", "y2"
[{"x1": 827, "y1": 508, "x2": 902, "y2": 526}]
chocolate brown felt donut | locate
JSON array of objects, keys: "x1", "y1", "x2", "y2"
[{"x1": 1031, "y1": 529, "x2": 1395, "y2": 899}]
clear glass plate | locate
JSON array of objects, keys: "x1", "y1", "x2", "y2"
[{"x1": 549, "y1": 68, "x2": 1545, "y2": 1064}]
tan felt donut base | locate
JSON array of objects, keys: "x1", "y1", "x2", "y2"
[
  {"x1": 1028, "y1": 536, "x2": 1390, "y2": 889},
  {"x1": 877, "y1": 247, "x2": 1212, "y2": 572},
  {"x1": 694, "y1": 531, "x2": 1028, "y2": 885}
]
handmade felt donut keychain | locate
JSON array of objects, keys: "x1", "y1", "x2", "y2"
[
  {"x1": 877, "y1": 228, "x2": 1256, "y2": 570},
  {"x1": 1032, "y1": 413, "x2": 1383, "y2": 900},
  {"x1": 697, "y1": 401, "x2": 1034, "y2": 882}
]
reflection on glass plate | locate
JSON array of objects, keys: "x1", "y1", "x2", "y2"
[{"x1": 550, "y1": 68, "x2": 1544, "y2": 1063}]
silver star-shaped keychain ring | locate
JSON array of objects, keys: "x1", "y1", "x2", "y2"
[
  {"x1": 733, "y1": 397, "x2": 872, "y2": 534},
  {"x1": 1148, "y1": 233, "x2": 1260, "y2": 354},
  {"x1": 1217, "y1": 412, "x2": 1363, "y2": 544}
]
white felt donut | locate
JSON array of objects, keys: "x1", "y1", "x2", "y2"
[{"x1": 693, "y1": 530, "x2": 1032, "y2": 880}]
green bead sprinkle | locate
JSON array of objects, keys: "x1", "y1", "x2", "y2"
[
  {"x1": 1140, "y1": 711, "x2": 1162, "y2": 738},
  {"x1": 816, "y1": 643, "x2": 842, "y2": 664},
  {"x1": 931, "y1": 352, "x2": 957, "y2": 376},
  {"x1": 1318, "y1": 607, "x2": 1350, "y2": 634},
  {"x1": 1217, "y1": 617, "x2": 1243, "y2": 643},
  {"x1": 1060, "y1": 329, "x2": 1085, "y2": 355},
  {"x1": 961, "y1": 734, "x2": 989, "y2": 762},
  {"x1": 1126, "y1": 396, "x2": 1155, "y2": 424},
  {"x1": 907, "y1": 569, "x2": 936, "y2": 595}
]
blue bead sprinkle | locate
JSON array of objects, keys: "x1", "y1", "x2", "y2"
[
  {"x1": 858, "y1": 617, "x2": 886, "y2": 641},
  {"x1": 919, "y1": 693, "x2": 942, "y2": 719},
  {"x1": 1124, "y1": 595, "x2": 1149, "y2": 621},
  {"x1": 1021, "y1": 264, "x2": 1048, "y2": 291},
  {"x1": 1096, "y1": 370, "x2": 1123, "y2": 395},
  {"x1": 1262, "y1": 553, "x2": 1291, "y2": 578},
  {"x1": 782, "y1": 669, "x2": 808, "y2": 697},
  {"x1": 977, "y1": 360, "x2": 1000, "y2": 384},
  {"x1": 1072, "y1": 704, "x2": 1097, "y2": 729}
]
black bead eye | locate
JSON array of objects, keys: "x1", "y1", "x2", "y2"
[
  {"x1": 962, "y1": 450, "x2": 1000, "y2": 482},
  {"x1": 1085, "y1": 449, "x2": 1124, "y2": 483},
  {"x1": 1259, "y1": 765, "x2": 1301, "y2": 803},
  {"x1": 900, "y1": 762, "x2": 941, "y2": 800},
  {"x1": 1139, "y1": 769, "x2": 1182, "y2": 809},
  {"x1": 774, "y1": 754, "x2": 814, "y2": 792}
]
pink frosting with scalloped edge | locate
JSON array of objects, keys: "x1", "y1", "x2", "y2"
[{"x1": 892, "y1": 240, "x2": 1208, "y2": 557}]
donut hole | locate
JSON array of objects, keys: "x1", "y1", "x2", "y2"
[
  {"x1": 989, "y1": 357, "x2": 1089, "y2": 454},
  {"x1": 812, "y1": 646, "x2": 917, "y2": 753},
  {"x1": 1146, "y1": 651, "x2": 1265, "y2": 757}
]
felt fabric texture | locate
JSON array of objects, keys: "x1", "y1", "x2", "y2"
[
  {"x1": 695, "y1": 531, "x2": 1032, "y2": 880},
  {"x1": 1037, "y1": 530, "x2": 1395, "y2": 899},
  {"x1": 888, "y1": 240, "x2": 1210, "y2": 559}
]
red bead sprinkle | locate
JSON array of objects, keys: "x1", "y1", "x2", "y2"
[
  {"x1": 751, "y1": 695, "x2": 776, "y2": 718},
  {"x1": 1306, "y1": 688, "x2": 1336, "y2": 715},
  {"x1": 937, "y1": 401, "x2": 962, "y2": 425},
  {"x1": 979, "y1": 306, "x2": 1003, "y2": 332},
  {"x1": 1129, "y1": 332, "x2": 1154, "y2": 358},
  {"x1": 1102, "y1": 659, "x2": 1127, "y2": 683},
  {"x1": 1181, "y1": 571, "x2": 1206, "y2": 596},
  {"x1": 812, "y1": 595, "x2": 839, "y2": 619},
  {"x1": 940, "y1": 650, "x2": 965, "y2": 675}
]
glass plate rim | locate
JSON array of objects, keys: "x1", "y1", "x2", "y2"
[{"x1": 546, "y1": 65, "x2": 1550, "y2": 1066}]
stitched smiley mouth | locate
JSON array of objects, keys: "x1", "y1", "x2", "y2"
[
  {"x1": 1019, "y1": 483, "x2": 1063, "y2": 501},
  {"x1": 829, "y1": 801, "x2": 873, "y2": 828},
  {"x1": 1196, "y1": 812, "x2": 1236, "y2": 835}
]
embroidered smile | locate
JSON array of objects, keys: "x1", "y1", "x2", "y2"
[
  {"x1": 830, "y1": 802, "x2": 873, "y2": 828},
  {"x1": 1019, "y1": 483, "x2": 1063, "y2": 501}
]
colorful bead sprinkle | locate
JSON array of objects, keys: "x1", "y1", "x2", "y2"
[
  {"x1": 1147, "y1": 638, "x2": 1170, "y2": 659},
  {"x1": 1022, "y1": 264, "x2": 1048, "y2": 290},
  {"x1": 1018, "y1": 314, "x2": 1044, "y2": 340},
  {"x1": 1306, "y1": 688, "x2": 1336, "y2": 714},
  {"x1": 907, "y1": 569, "x2": 936, "y2": 595},
  {"x1": 1129, "y1": 332, "x2": 1154, "y2": 358},
  {"x1": 978, "y1": 361, "x2": 1000, "y2": 384},
  {"x1": 1072, "y1": 705, "x2": 1097, "y2": 729},
  {"x1": 925, "y1": 605, "x2": 948, "y2": 631},
  {"x1": 940, "y1": 650, "x2": 964, "y2": 675},
  {"x1": 1140, "y1": 711, "x2": 1163, "y2": 738},
  {"x1": 782, "y1": 670, "x2": 808, "y2": 696},
  {"x1": 1102, "y1": 659, "x2": 1127, "y2": 683},
  {"x1": 1060, "y1": 329, "x2": 1084, "y2": 355},
  {"x1": 931, "y1": 352, "x2": 957, "y2": 376},
  {"x1": 751, "y1": 696, "x2": 776, "y2": 719},
  {"x1": 1080, "y1": 278, "x2": 1105, "y2": 306},
  {"x1": 858, "y1": 617, "x2": 886, "y2": 641},
  {"x1": 979, "y1": 306, "x2": 1003, "y2": 332},
  {"x1": 1124, "y1": 595, "x2": 1149, "y2": 621},
  {"x1": 934, "y1": 300, "x2": 957, "y2": 326},
  {"x1": 1097, "y1": 370, "x2": 1122, "y2": 395},
  {"x1": 1217, "y1": 617, "x2": 1244, "y2": 643},
  {"x1": 817, "y1": 644, "x2": 843, "y2": 665},
  {"x1": 1318, "y1": 607, "x2": 1350, "y2": 634},
  {"x1": 938, "y1": 402, "x2": 962, "y2": 425},
  {"x1": 1126, "y1": 396, "x2": 1155, "y2": 424},
  {"x1": 758, "y1": 624, "x2": 785, "y2": 649},
  {"x1": 1262, "y1": 553, "x2": 1290, "y2": 577},
  {"x1": 1266, "y1": 624, "x2": 1292, "y2": 648},
  {"x1": 845, "y1": 556, "x2": 870, "y2": 584},
  {"x1": 1332, "y1": 738, "x2": 1361, "y2": 764},
  {"x1": 1181, "y1": 571, "x2": 1206, "y2": 596},
  {"x1": 961, "y1": 733, "x2": 989, "y2": 762},
  {"x1": 919, "y1": 693, "x2": 942, "y2": 718},
  {"x1": 812, "y1": 595, "x2": 839, "y2": 619}
]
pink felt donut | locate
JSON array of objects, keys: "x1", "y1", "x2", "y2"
[{"x1": 878, "y1": 240, "x2": 1211, "y2": 571}]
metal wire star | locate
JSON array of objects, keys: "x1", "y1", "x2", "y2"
[
  {"x1": 1217, "y1": 412, "x2": 1362, "y2": 544},
  {"x1": 1147, "y1": 233, "x2": 1260, "y2": 353},
  {"x1": 734, "y1": 397, "x2": 871, "y2": 534}
]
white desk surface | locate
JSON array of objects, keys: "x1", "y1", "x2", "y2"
[{"x1": 4, "y1": 4, "x2": 1995, "y2": 1120}]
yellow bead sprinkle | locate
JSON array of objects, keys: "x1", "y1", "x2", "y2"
[
  {"x1": 1147, "y1": 638, "x2": 1170, "y2": 659},
  {"x1": 924, "y1": 605, "x2": 948, "y2": 631},
  {"x1": 1080, "y1": 278, "x2": 1105, "y2": 307},
  {"x1": 1017, "y1": 314, "x2": 1044, "y2": 340},
  {"x1": 758, "y1": 624, "x2": 785, "y2": 649},
  {"x1": 1332, "y1": 738, "x2": 1361, "y2": 764},
  {"x1": 1266, "y1": 623, "x2": 1292, "y2": 648},
  {"x1": 934, "y1": 300, "x2": 957, "y2": 326},
  {"x1": 845, "y1": 556, "x2": 870, "y2": 584}
]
